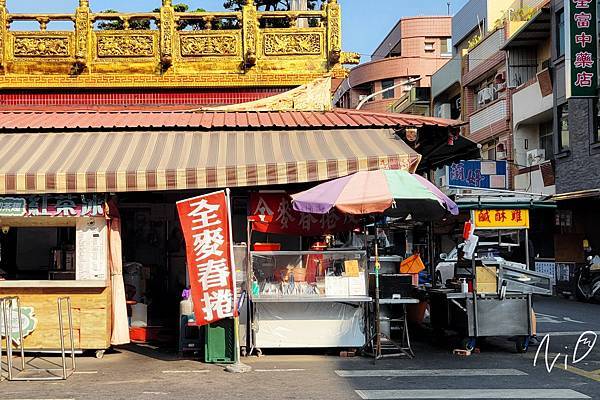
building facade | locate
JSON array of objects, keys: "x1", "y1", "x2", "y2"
[
  {"x1": 503, "y1": 3, "x2": 554, "y2": 195},
  {"x1": 432, "y1": 0, "x2": 600, "y2": 273},
  {"x1": 334, "y1": 16, "x2": 452, "y2": 114},
  {"x1": 432, "y1": 0, "x2": 552, "y2": 188},
  {"x1": 550, "y1": 0, "x2": 600, "y2": 267},
  {"x1": 0, "y1": 0, "x2": 358, "y2": 109},
  {"x1": 431, "y1": 0, "x2": 518, "y2": 121}
]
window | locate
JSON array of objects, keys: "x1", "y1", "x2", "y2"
[
  {"x1": 441, "y1": 38, "x2": 452, "y2": 56},
  {"x1": 381, "y1": 79, "x2": 395, "y2": 100},
  {"x1": 424, "y1": 42, "x2": 435, "y2": 52},
  {"x1": 558, "y1": 103, "x2": 570, "y2": 151},
  {"x1": 539, "y1": 121, "x2": 555, "y2": 160},
  {"x1": 556, "y1": 10, "x2": 565, "y2": 57},
  {"x1": 0, "y1": 226, "x2": 76, "y2": 281}
]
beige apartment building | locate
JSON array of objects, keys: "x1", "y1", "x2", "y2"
[{"x1": 334, "y1": 16, "x2": 452, "y2": 114}]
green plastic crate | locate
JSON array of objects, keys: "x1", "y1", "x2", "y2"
[{"x1": 204, "y1": 317, "x2": 236, "y2": 364}]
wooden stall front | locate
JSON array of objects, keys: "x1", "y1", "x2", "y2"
[
  {"x1": 0, "y1": 196, "x2": 113, "y2": 354},
  {"x1": 0, "y1": 283, "x2": 111, "y2": 352}
]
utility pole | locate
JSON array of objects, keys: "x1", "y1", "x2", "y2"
[{"x1": 447, "y1": 2, "x2": 451, "y2": 15}]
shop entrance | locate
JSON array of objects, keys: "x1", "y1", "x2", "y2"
[{"x1": 118, "y1": 199, "x2": 184, "y2": 347}]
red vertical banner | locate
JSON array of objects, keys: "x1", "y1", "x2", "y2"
[{"x1": 177, "y1": 190, "x2": 237, "y2": 327}]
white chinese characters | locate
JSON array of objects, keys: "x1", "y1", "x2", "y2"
[{"x1": 185, "y1": 196, "x2": 234, "y2": 324}]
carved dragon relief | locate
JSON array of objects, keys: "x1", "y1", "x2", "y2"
[
  {"x1": 263, "y1": 33, "x2": 321, "y2": 56},
  {"x1": 96, "y1": 34, "x2": 155, "y2": 58},
  {"x1": 13, "y1": 36, "x2": 71, "y2": 57},
  {"x1": 180, "y1": 34, "x2": 239, "y2": 57}
]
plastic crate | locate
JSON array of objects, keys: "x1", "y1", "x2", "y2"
[{"x1": 204, "y1": 317, "x2": 236, "y2": 364}]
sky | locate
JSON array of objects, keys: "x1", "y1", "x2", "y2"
[{"x1": 7, "y1": 0, "x2": 469, "y2": 60}]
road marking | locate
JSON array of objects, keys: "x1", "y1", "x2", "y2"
[
  {"x1": 555, "y1": 364, "x2": 600, "y2": 383},
  {"x1": 355, "y1": 389, "x2": 590, "y2": 399},
  {"x1": 537, "y1": 331, "x2": 600, "y2": 336},
  {"x1": 536, "y1": 313, "x2": 585, "y2": 325},
  {"x1": 143, "y1": 392, "x2": 169, "y2": 396},
  {"x1": 162, "y1": 370, "x2": 210, "y2": 374},
  {"x1": 103, "y1": 379, "x2": 154, "y2": 385},
  {"x1": 74, "y1": 370, "x2": 98, "y2": 374},
  {"x1": 254, "y1": 368, "x2": 306, "y2": 372},
  {"x1": 336, "y1": 369, "x2": 526, "y2": 377}
]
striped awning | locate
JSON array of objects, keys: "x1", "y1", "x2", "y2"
[{"x1": 0, "y1": 129, "x2": 420, "y2": 195}]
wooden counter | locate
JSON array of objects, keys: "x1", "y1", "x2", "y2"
[
  {"x1": 0, "y1": 280, "x2": 108, "y2": 288},
  {"x1": 0, "y1": 285, "x2": 112, "y2": 351}
]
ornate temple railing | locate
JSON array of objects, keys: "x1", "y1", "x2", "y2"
[{"x1": 0, "y1": 0, "x2": 358, "y2": 87}]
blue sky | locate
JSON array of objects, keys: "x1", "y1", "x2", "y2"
[{"x1": 7, "y1": 0, "x2": 469, "y2": 59}]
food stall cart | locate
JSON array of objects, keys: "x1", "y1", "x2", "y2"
[
  {"x1": 429, "y1": 289, "x2": 532, "y2": 352},
  {"x1": 285, "y1": 170, "x2": 459, "y2": 358},
  {"x1": 250, "y1": 249, "x2": 370, "y2": 349},
  {"x1": 429, "y1": 209, "x2": 551, "y2": 353},
  {"x1": 246, "y1": 192, "x2": 371, "y2": 351},
  {"x1": 0, "y1": 195, "x2": 121, "y2": 357}
]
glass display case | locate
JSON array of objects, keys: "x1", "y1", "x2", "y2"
[{"x1": 250, "y1": 250, "x2": 369, "y2": 301}]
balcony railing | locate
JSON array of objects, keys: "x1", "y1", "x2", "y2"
[
  {"x1": 0, "y1": 0, "x2": 358, "y2": 88},
  {"x1": 469, "y1": 98, "x2": 507, "y2": 134},
  {"x1": 512, "y1": 80, "x2": 553, "y2": 126},
  {"x1": 468, "y1": 28, "x2": 505, "y2": 71},
  {"x1": 431, "y1": 54, "x2": 461, "y2": 99}
]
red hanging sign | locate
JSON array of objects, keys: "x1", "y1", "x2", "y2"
[
  {"x1": 249, "y1": 192, "x2": 360, "y2": 236},
  {"x1": 177, "y1": 191, "x2": 237, "y2": 327}
]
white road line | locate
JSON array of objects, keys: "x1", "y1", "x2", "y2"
[
  {"x1": 142, "y1": 392, "x2": 169, "y2": 396},
  {"x1": 254, "y1": 368, "x2": 306, "y2": 372},
  {"x1": 336, "y1": 369, "x2": 527, "y2": 377},
  {"x1": 162, "y1": 370, "x2": 210, "y2": 374},
  {"x1": 355, "y1": 389, "x2": 590, "y2": 399},
  {"x1": 74, "y1": 371, "x2": 98, "y2": 374},
  {"x1": 535, "y1": 313, "x2": 585, "y2": 325},
  {"x1": 538, "y1": 331, "x2": 600, "y2": 337}
]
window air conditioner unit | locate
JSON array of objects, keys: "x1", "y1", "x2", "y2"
[
  {"x1": 482, "y1": 87, "x2": 493, "y2": 103},
  {"x1": 495, "y1": 82, "x2": 507, "y2": 92},
  {"x1": 527, "y1": 149, "x2": 546, "y2": 166},
  {"x1": 496, "y1": 143, "x2": 507, "y2": 160},
  {"x1": 477, "y1": 91, "x2": 485, "y2": 105}
]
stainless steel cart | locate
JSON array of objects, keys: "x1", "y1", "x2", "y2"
[{"x1": 429, "y1": 289, "x2": 532, "y2": 353}]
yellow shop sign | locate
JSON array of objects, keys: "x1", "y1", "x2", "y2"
[{"x1": 473, "y1": 209, "x2": 530, "y2": 229}]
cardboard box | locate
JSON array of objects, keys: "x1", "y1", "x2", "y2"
[{"x1": 476, "y1": 266, "x2": 498, "y2": 293}]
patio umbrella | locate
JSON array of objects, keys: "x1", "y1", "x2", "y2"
[{"x1": 291, "y1": 170, "x2": 458, "y2": 221}]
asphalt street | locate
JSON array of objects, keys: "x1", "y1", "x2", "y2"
[{"x1": 1, "y1": 295, "x2": 599, "y2": 400}]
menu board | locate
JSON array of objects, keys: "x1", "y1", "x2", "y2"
[{"x1": 76, "y1": 218, "x2": 108, "y2": 281}]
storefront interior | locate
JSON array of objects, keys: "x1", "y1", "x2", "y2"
[{"x1": 0, "y1": 219, "x2": 76, "y2": 281}]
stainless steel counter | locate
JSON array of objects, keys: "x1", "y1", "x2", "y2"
[{"x1": 252, "y1": 296, "x2": 372, "y2": 303}]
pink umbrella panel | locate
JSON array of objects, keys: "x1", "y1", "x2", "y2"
[{"x1": 291, "y1": 170, "x2": 458, "y2": 220}]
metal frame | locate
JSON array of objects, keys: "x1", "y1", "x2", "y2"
[
  {"x1": 1, "y1": 296, "x2": 76, "y2": 381},
  {"x1": 362, "y1": 243, "x2": 416, "y2": 361}
]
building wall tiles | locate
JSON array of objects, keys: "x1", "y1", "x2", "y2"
[{"x1": 555, "y1": 98, "x2": 600, "y2": 193}]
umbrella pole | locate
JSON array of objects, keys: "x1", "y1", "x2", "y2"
[{"x1": 374, "y1": 239, "x2": 381, "y2": 361}]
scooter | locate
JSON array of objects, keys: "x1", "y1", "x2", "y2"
[{"x1": 575, "y1": 255, "x2": 600, "y2": 303}]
